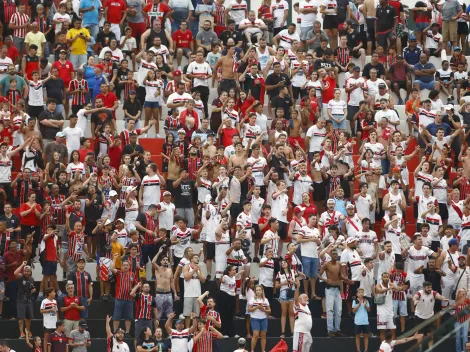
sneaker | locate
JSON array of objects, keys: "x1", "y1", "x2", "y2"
[
  {"x1": 155, "y1": 133, "x2": 161, "y2": 138},
  {"x1": 234, "y1": 335, "x2": 240, "y2": 338},
  {"x1": 253, "y1": 257, "x2": 260, "y2": 263},
  {"x1": 335, "y1": 331, "x2": 346, "y2": 337},
  {"x1": 179, "y1": 314, "x2": 185, "y2": 320},
  {"x1": 235, "y1": 313, "x2": 245, "y2": 319},
  {"x1": 321, "y1": 313, "x2": 326, "y2": 319},
  {"x1": 102, "y1": 295, "x2": 109, "y2": 301},
  {"x1": 19, "y1": 333, "x2": 26, "y2": 339},
  {"x1": 223, "y1": 335, "x2": 229, "y2": 338},
  {"x1": 106, "y1": 294, "x2": 113, "y2": 300},
  {"x1": 328, "y1": 332, "x2": 335, "y2": 337},
  {"x1": 206, "y1": 274, "x2": 211, "y2": 281}
]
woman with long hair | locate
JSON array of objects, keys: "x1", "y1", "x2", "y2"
[
  {"x1": 66, "y1": 150, "x2": 85, "y2": 182},
  {"x1": 243, "y1": 277, "x2": 255, "y2": 338},
  {"x1": 25, "y1": 330, "x2": 43, "y2": 352},
  {"x1": 136, "y1": 326, "x2": 156, "y2": 350},
  {"x1": 453, "y1": 288, "x2": 470, "y2": 352},
  {"x1": 45, "y1": 151, "x2": 66, "y2": 182},
  {"x1": 248, "y1": 285, "x2": 271, "y2": 352},
  {"x1": 123, "y1": 90, "x2": 142, "y2": 128},
  {"x1": 275, "y1": 258, "x2": 299, "y2": 338},
  {"x1": 142, "y1": 69, "x2": 163, "y2": 136},
  {"x1": 217, "y1": 265, "x2": 245, "y2": 337}
]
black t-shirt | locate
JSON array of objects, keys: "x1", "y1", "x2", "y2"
[
  {"x1": 173, "y1": 179, "x2": 195, "y2": 208},
  {"x1": 52, "y1": 42, "x2": 68, "y2": 61},
  {"x1": 220, "y1": 30, "x2": 243, "y2": 46},
  {"x1": 376, "y1": 5, "x2": 397, "y2": 32},
  {"x1": 91, "y1": 110, "x2": 113, "y2": 133},
  {"x1": 122, "y1": 143, "x2": 144, "y2": 156},
  {"x1": 136, "y1": 212, "x2": 149, "y2": 237},
  {"x1": 39, "y1": 110, "x2": 64, "y2": 140},
  {"x1": 270, "y1": 153, "x2": 288, "y2": 180},
  {"x1": 313, "y1": 58, "x2": 336, "y2": 71},
  {"x1": 422, "y1": 268, "x2": 442, "y2": 293},
  {"x1": 336, "y1": 0, "x2": 349, "y2": 22},
  {"x1": 362, "y1": 62, "x2": 386, "y2": 79},
  {"x1": 265, "y1": 73, "x2": 291, "y2": 98},
  {"x1": 241, "y1": 73, "x2": 263, "y2": 102},
  {"x1": 136, "y1": 337, "x2": 157, "y2": 350},
  {"x1": 346, "y1": 30, "x2": 361, "y2": 49},
  {"x1": 117, "y1": 68, "x2": 132, "y2": 83},
  {"x1": 314, "y1": 46, "x2": 327, "y2": 58},
  {"x1": 96, "y1": 30, "x2": 117, "y2": 49},
  {"x1": 123, "y1": 99, "x2": 142, "y2": 119},
  {"x1": 272, "y1": 94, "x2": 293, "y2": 120},
  {"x1": 44, "y1": 78, "x2": 65, "y2": 102},
  {"x1": 0, "y1": 214, "x2": 19, "y2": 233},
  {"x1": 84, "y1": 193, "x2": 103, "y2": 226},
  {"x1": 155, "y1": 339, "x2": 171, "y2": 352},
  {"x1": 17, "y1": 275, "x2": 35, "y2": 301},
  {"x1": 462, "y1": 80, "x2": 470, "y2": 96}
]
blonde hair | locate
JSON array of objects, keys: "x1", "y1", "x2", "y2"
[{"x1": 254, "y1": 284, "x2": 266, "y2": 299}]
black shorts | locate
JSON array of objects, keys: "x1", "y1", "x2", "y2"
[
  {"x1": 313, "y1": 181, "x2": 326, "y2": 201},
  {"x1": 415, "y1": 317, "x2": 433, "y2": 335},
  {"x1": 392, "y1": 81, "x2": 408, "y2": 90},
  {"x1": 355, "y1": 324, "x2": 370, "y2": 335},
  {"x1": 438, "y1": 203, "x2": 449, "y2": 220},
  {"x1": 44, "y1": 327, "x2": 55, "y2": 334},
  {"x1": 17, "y1": 301, "x2": 34, "y2": 319},
  {"x1": 292, "y1": 86, "x2": 307, "y2": 100},
  {"x1": 323, "y1": 15, "x2": 338, "y2": 30},
  {"x1": 431, "y1": 240, "x2": 441, "y2": 252},
  {"x1": 316, "y1": 280, "x2": 326, "y2": 297},
  {"x1": 377, "y1": 30, "x2": 393, "y2": 50},
  {"x1": 366, "y1": 18, "x2": 376, "y2": 41},
  {"x1": 206, "y1": 242, "x2": 215, "y2": 260},
  {"x1": 278, "y1": 221, "x2": 288, "y2": 240},
  {"x1": 252, "y1": 224, "x2": 261, "y2": 240},
  {"x1": 349, "y1": 281, "x2": 361, "y2": 299},
  {"x1": 350, "y1": 48, "x2": 362, "y2": 59},
  {"x1": 42, "y1": 261, "x2": 57, "y2": 276},
  {"x1": 458, "y1": 21, "x2": 469, "y2": 35},
  {"x1": 71, "y1": 105, "x2": 83, "y2": 115},
  {"x1": 28, "y1": 105, "x2": 44, "y2": 119},
  {"x1": 219, "y1": 79, "x2": 237, "y2": 94},
  {"x1": 273, "y1": 26, "x2": 287, "y2": 36}
]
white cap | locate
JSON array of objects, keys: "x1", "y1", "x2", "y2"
[
  {"x1": 109, "y1": 190, "x2": 118, "y2": 197},
  {"x1": 104, "y1": 219, "x2": 112, "y2": 225},
  {"x1": 346, "y1": 237, "x2": 358, "y2": 244},
  {"x1": 127, "y1": 186, "x2": 137, "y2": 193}
]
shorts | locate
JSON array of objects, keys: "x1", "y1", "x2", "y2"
[
  {"x1": 350, "y1": 48, "x2": 362, "y2": 59},
  {"x1": 408, "y1": 277, "x2": 424, "y2": 299},
  {"x1": 366, "y1": 18, "x2": 376, "y2": 41},
  {"x1": 415, "y1": 317, "x2": 432, "y2": 334},
  {"x1": 393, "y1": 300, "x2": 408, "y2": 317},
  {"x1": 42, "y1": 261, "x2": 58, "y2": 276},
  {"x1": 300, "y1": 26, "x2": 313, "y2": 41},
  {"x1": 17, "y1": 301, "x2": 34, "y2": 319},
  {"x1": 206, "y1": 242, "x2": 215, "y2": 260},
  {"x1": 392, "y1": 81, "x2": 408, "y2": 90},
  {"x1": 252, "y1": 224, "x2": 261, "y2": 239},
  {"x1": 458, "y1": 21, "x2": 469, "y2": 35},
  {"x1": 354, "y1": 324, "x2": 370, "y2": 334},
  {"x1": 316, "y1": 280, "x2": 326, "y2": 297},
  {"x1": 219, "y1": 79, "x2": 237, "y2": 94},
  {"x1": 251, "y1": 317, "x2": 268, "y2": 331},
  {"x1": 313, "y1": 181, "x2": 326, "y2": 201},
  {"x1": 66, "y1": 257, "x2": 78, "y2": 277},
  {"x1": 348, "y1": 281, "x2": 360, "y2": 299},
  {"x1": 64, "y1": 319, "x2": 79, "y2": 337},
  {"x1": 144, "y1": 101, "x2": 160, "y2": 108},
  {"x1": 377, "y1": 311, "x2": 396, "y2": 330},
  {"x1": 135, "y1": 319, "x2": 153, "y2": 337},
  {"x1": 441, "y1": 280, "x2": 454, "y2": 306},
  {"x1": 28, "y1": 105, "x2": 44, "y2": 118},
  {"x1": 183, "y1": 297, "x2": 200, "y2": 316},
  {"x1": 44, "y1": 327, "x2": 55, "y2": 334},
  {"x1": 377, "y1": 30, "x2": 394, "y2": 49},
  {"x1": 279, "y1": 289, "x2": 295, "y2": 302},
  {"x1": 293, "y1": 331, "x2": 313, "y2": 352},
  {"x1": 414, "y1": 80, "x2": 436, "y2": 90},
  {"x1": 113, "y1": 299, "x2": 134, "y2": 321},
  {"x1": 292, "y1": 86, "x2": 307, "y2": 100},
  {"x1": 301, "y1": 256, "x2": 319, "y2": 278},
  {"x1": 443, "y1": 20, "x2": 458, "y2": 42},
  {"x1": 431, "y1": 240, "x2": 441, "y2": 252},
  {"x1": 154, "y1": 293, "x2": 173, "y2": 319},
  {"x1": 323, "y1": 15, "x2": 338, "y2": 30},
  {"x1": 331, "y1": 114, "x2": 346, "y2": 130},
  {"x1": 438, "y1": 203, "x2": 449, "y2": 220},
  {"x1": 396, "y1": 23, "x2": 405, "y2": 37},
  {"x1": 177, "y1": 47, "x2": 192, "y2": 56},
  {"x1": 415, "y1": 22, "x2": 430, "y2": 31}
]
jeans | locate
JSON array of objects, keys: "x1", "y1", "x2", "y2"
[
  {"x1": 85, "y1": 24, "x2": 99, "y2": 38},
  {"x1": 455, "y1": 321, "x2": 469, "y2": 352},
  {"x1": 325, "y1": 286, "x2": 342, "y2": 333},
  {"x1": 80, "y1": 296, "x2": 89, "y2": 318},
  {"x1": 54, "y1": 104, "x2": 65, "y2": 118},
  {"x1": 70, "y1": 54, "x2": 88, "y2": 70}
]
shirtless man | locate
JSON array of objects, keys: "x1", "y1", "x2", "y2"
[
  {"x1": 22, "y1": 119, "x2": 43, "y2": 150},
  {"x1": 201, "y1": 135, "x2": 217, "y2": 158},
  {"x1": 277, "y1": 134, "x2": 294, "y2": 163},
  {"x1": 318, "y1": 248, "x2": 353, "y2": 337},
  {"x1": 213, "y1": 45, "x2": 237, "y2": 94},
  {"x1": 458, "y1": 145, "x2": 470, "y2": 178},
  {"x1": 167, "y1": 147, "x2": 182, "y2": 182},
  {"x1": 228, "y1": 142, "x2": 248, "y2": 169},
  {"x1": 152, "y1": 246, "x2": 178, "y2": 323},
  {"x1": 289, "y1": 110, "x2": 304, "y2": 145},
  {"x1": 310, "y1": 151, "x2": 325, "y2": 212}
]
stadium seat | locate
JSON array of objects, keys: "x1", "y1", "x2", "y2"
[{"x1": 140, "y1": 138, "x2": 165, "y2": 154}]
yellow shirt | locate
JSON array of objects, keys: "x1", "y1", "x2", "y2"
[
  {"x1": 111, "y1": 241, "x2": 124, "y2": 269},
  {"x1": 24, "y1": 32, "x2": 46, "y2": 56},
  {"x1": 66, "y1": 28, "x2": 90, "y2": 55}
]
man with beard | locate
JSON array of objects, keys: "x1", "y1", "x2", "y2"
[
  {"x1": 152, "y1": 246, "x2": 178, "y2": 320},
  {"x1": 195, "y1": 20, "x2": 218, "y2": 54},
  {"x1": 130, "y1": 282, "x2": 158, "y2": 338},
  {"x1": 165, "y1": 312, "x2": 197, "y2": 352},
  {"x1": 105, "y1": 315, "x2": 130, "y2": 352},
  {"x1": 0, "y1": 64, "x2": 28, "y2": 97},
  {"x1": 340, "y1": 237, "x2": 363, "y2": 318},
  {"x1": 377, "y1": 241, "x2": 395, "y2": 283},
  {"x1": 14, "y1": 261, "x2": 36, "y2": 339},
  {"x1": 90, "y1": 97, "x2": 114, "y2": 138},
  {"x1": 183, "y1": 253, "x2": 206, "y2": 327},
  {"x1": 415, "y1": 258, "x2": 444, "y2": 324},
  {"x1": 319, "y1": 248, "x2": 352, "y2": 337},
  {"x1": 197, "y1": 291, "x2": 222, "y2": 336},
  {"x1": 239, "y1": 64, "x2": 265, "y2": 104},
  {"x1": 376, "y1": 272, "x2": 400, "y2": 341}
]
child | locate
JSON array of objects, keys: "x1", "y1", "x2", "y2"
[
  {"x1": 24, "y1": 70, "x2": 51, "y2": 119},
  {"x1": 52, "y1": 3, "x2": 71, "y2": 34},
  {"x1": 207, "y1": 43, "x2": 221, "y2": 87},
  {"x1": 142, "y1": 70, "x2": 163, "y2": 134},
  {"x1": 85, "y1": 27, "x2": 95, "y2": 58},
  {"x1": 386, "y1": 47, "x2": 397, "y2": 69},
  {"x1": 0, "y1": 103, "x2": 10, "y2": 120},
  {"x1": 352, "y1": 288, "x2": 370, "y2": 352},
  {"x1": 97, "y1": 123, "x2": 114, "y2": 158},
  {"x1": 51, "y1": 31, "x2": 68, "y2": 61},
  {"x1": 359, "y1": 258, "x2": 375, "y2": 303},
  {"x1": 120, "y1": 26, "x2": 137, "y2": 70},
  {"x1": 116, "y1": 59, "x2": 137, "y2": 101},
  {"x1": 420, "y1": 201, "x2": 443, "y2": 251},
  {"x1": 405, "y1": 88, "x2": 420, "y2": 135},
  {"x1": 390, "y1": 262, "x2": 409, "y2": 333},
  {"x1": 12, "y1": 102, "x2": 28, "y2": 147},
  {"x1": 39, "y1": 287, "x2": 58, "y2": 344},
  {"x1": 6, "y1": 79, "x2": 21, "y2": 114},
  {"x1": 192, "y1": 91, "x2": 205, "y2": 125},
  {"x1": 164, "y1": 108, "x2": 182, "y2": 139}
]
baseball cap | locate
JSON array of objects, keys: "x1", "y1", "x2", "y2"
[
  {"x1": 459, "y1": 255, "x2": 466, "y2": 260},
  {"x1": 104, "y1": 219, "x2": 112, "y2": 226},
  {"x1": 378, "y1": 83, "x2": 386, "y2": 88},
  {"x1": 56, "y1": 131, "x2": 65, "y2": 138},
  {"x1": 454, "y1": 46, "x2": 462, "y2": 51},
  {"x1": 445, "y1": 104, "x2": 454, "y2": 110},
  {"x1": 346, "y1": 203, "x2": 355, "y2": 209},
  {"x1": 109, "y1": 190, "x2": 118, "y2": 197},
  {"x1": 177, "y1": 129, "x2": 186, "y2": 134},
  {"x1": 77, "y1": 258, "x2": 85, "y2": 263},
  {"x1": 449, "y1": 238, "x2": 459, "y2": 246},
  {"x1": 127, "y1": 186, "x2": 137, "y2": 193},
  {"x1": 116, "y1": 218, "x2": 125, "y2": 223},
  {"x1": 409, "y1": 34, "x2": 417, "y2": 41},
  {"x1": 163, "y1": 191, "x2": 172, "y2": 196},
  {"x1": 59, "y1": 49, "x2": 67, "y2": 54},
  {"x1": 293, "y1": 206, "x2": 305, "y2": 214},
  {"x1": 95, "y1": 64, "x2": 104, "y2": 71},
  {"x1": 176, "y1": 319, "x2": 184, "y2": 325},
  {"x1": 173, "y1": 70, "x2": 182, "y2": 76},
  {"x1": 346, "y1": 237, "x2": 358, "y2": 244},
  {"x1": 78, "y1": 320, "x2": 88, "y2": 328},
  {"x1": 353, "y1": 66, "x2": 361, "y2": 72},
  {"x1": 238, "y1": 338, "x2": 246, "y2": 345},
  {"x1": 396, "y1": 54, "x2": 403, "y2": 59}
]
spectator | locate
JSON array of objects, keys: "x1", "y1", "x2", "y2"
[
  {"x1": 79, "y1": 0, "x2": 100, "y2": 38},
  {"x1": 68, "y1": 319, "x2": 91, "y2": 351},
  {"x1": 9, "y1": 4, "x2": 30, "y2": 57},
  {"x1": 67, "y1": 18, "x2": 91, "y2": 70},
  {"x1": 413, "y1": 53, "x2": 440, "y2": 91}
]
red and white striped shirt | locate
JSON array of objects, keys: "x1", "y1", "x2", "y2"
[
  {"x1": 67, "y1": 231, "x2": 85, "y2": 261},
  {"x1": 10, "y1": 11, "x2": 30, "y2": 38},
  {"x1": 114, "y1": 270, "x2": 137, "y2": 301},
  {"x1": 135, "y1": 293, "x2": 155, "y2": 320},
  {"x1": 69, "y1": 79, "x2": 88, "y2": 106}
]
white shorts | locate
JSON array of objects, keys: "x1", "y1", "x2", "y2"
[
  {"x1": 215, "y1": 255, "x2": 227, "y2": 279},
  {"x1": 377, "y1": 311, "x2": 396, "y2": 330},
  {"x1": 293, "y1": 331, "x2": 313, "y2": 352},
  {"x1": 442, "y1": 279, "x2": 455, "y2": 307}
]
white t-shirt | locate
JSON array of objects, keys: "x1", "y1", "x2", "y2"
[
  {"x1": 248, "y1": 297, "x2": 270, "y2": 319},
  {"x1": 407, "y1": 245, "x2": 434, "y2": 280},
  {"x1": 167, "y1": 92, "x2": 193, "y2": 114},
  {"x1": 327, "y1": 99, "x2": 347, "y2": 115},
  {"x1": 40, "y1": 298, "x2": 58, "y2": 329},
  {"x1": 345, "y1": 77, "x2": 366, "y2": 106},
  {"x1": 53, "y1": 12, "x2": 71, "y2": 33},
  {"x1": 77, "y1": 109, "x2": 89, "y2": 136},
  {"x1": 379, "y1": 340, "x2": 396, "y2": 352},
  {"x1": 272, "y1": 0, "x2": 289, "y2": 28},
  {"x1": 340, "y1": 248, "x2": 362, "y2": 281},
  {"x1": 228, "y1": 0, "x2": 248, "y2": 24},
  {"x1": 374, "y1": 109, "x2": 400, "y2": 129},
  {"x1": 299, "y1": 225, "x2": 320, "y2": 258},
  {"x1": 28, "y1": 80, "x2": 46, "y2": 106},
  {"x1": 299, "y1": 0, "x2": 318, "y2": 27},
  {"x1": 306, "y1": 125, "x2": 326, "y2": 152},
  {"x1": 187, "y1": 61, "x2": 212, "y2": 88},
  {"x1": 425, "y1": 30, "x2": 442, "y2": 50},
  {"x1": 62, "y1": 126, "x2": 84, "y2": 154},
  {"x1": 98, "y1": 47, "x2": 124, "y2": 63},
  {"x1": 120, "y1": 36, "x2": 137, "y2": 52},
  {"x1": 276, "y1": 29, "x2": 300, "y2": 50}
]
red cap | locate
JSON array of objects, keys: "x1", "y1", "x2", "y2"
[
  {"x1": 95, "y1": 64, "x2": 104, "y2": 71},
  {"x1": 173, "y1": 70, "x2": 182, "y2": 76}
]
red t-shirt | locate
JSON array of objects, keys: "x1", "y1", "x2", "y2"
[
  {"x1": 173, "y1": 29, "x2": 193, "y2": 49},
  {"x1": 20, "y1": 203, "x2": 42, "y2": 226},
  {"x1": 0, "y1": 125, "x2": 13, "y2": 144},
  {"x1": 322, "y1": 76, "x2": 336, "y2": 104},
  {"x1": 4, "y1": 249, "x2": 25, "y2": 281},
  {"x1": 238, "y1": 96, "x2": 254, "y2": 120},
  {"x1": 63, "y1": 295, "x2": 81, "y2": 321},
  {"x1": 220, "y1": 127, "x2": 238, "y2": 147},
  {"x1": 258, "y1": 216, "x2": 269, "y2": 236},
  {"x1": 104, "y1": 0, "x2": 127, "y2": 23},
  {"x1": 78, "y1": 148, "x2": 94, "y2": 162},
  {"x1": 44, "y1": 235, "x2": 59, "y2": 262},
  {"x1": 300, "y1": 97, "x2": 319, "y2": 123},
  {"x1": 51, "y1": 60, "x2": 74, "y2": 87},
  {"x1": 95, "y1": 92, "x2": 118, "y2": 120},
  {"x1": 108, "y1": 144, "x2": 122, "y2": 170},
  {"x1": 7, "y1": 46, "x2": 18, "y2": 64},
  {"x1": 300, "y1": 203, "x2": 317, "y2": 222}
]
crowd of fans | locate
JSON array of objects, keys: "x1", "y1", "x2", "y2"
[{"x1": 1, "y1": 0, "x2": 470, "y2": 351}]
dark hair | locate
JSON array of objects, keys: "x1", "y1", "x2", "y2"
[
  {"x1": 423, "y1": 281, "x2": 432, "y2": 287},
  {"x1": 47, "y1": 98, "x2": 57, "y2": 105},
  {"x1": 45, "y1": 287, "x2": 55, "y2": 296}
]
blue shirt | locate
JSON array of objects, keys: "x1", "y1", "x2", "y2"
[
  {"x1": 426, "y1": 122, "x2": 452, "y2": 136},
  {"x1": 352, "y1": 299, "x2": 370, "y2": 325},
  {"x1": 79, "y1": 0, "x2": 100, "y2": 25},
  {"x1": 92, "y1": 74, "x2": 107, "y2": 101},
  {"x1": 403, "y1": 46, "x2": 422, "y2": 66},
  {"x1": 413, "y1": 62, "x2": 436, "y2": 83}
]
